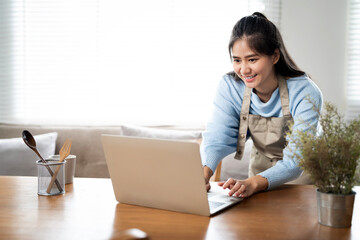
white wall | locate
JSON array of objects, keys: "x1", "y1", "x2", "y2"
[{"x1": 281, "y1": 0, "x2": 348, "y2": 113}]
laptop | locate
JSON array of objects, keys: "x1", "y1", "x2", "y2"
[{"x1": 101, "y1": 135, "x2": 243, "y2": 216}]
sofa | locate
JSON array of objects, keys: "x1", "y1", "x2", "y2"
[{"x1": 0, "y1": 123, "x2": 251, "y2": 180}]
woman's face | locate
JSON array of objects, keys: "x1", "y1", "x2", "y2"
[{"x1": 232, "y1": 38, "x2": 279, "y2": 91}]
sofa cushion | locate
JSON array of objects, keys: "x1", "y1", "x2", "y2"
[
  {"x1": 121, "y1": 125, "x2": 202, "y2": 140},
  {"x1": 0, "y1": 132, "x2": 58, "y2": 176},
  {"x1": 0, "y1": 124, "x2": 123, "y2": 178}
]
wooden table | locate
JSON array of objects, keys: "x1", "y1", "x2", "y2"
[{"x1": 0, "y1": 176, "x2": 358, "y2": 240}]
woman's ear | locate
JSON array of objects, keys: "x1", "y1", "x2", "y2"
[{"x1": 272, "y1": 49, "x2": 280, "y2": 64}]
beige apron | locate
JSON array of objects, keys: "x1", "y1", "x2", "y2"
[{"x1": 234, "y1": 76, "x2": 311, "y2": 184}]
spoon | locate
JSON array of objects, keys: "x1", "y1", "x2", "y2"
[
  {"x1": 22, "y1": 130, "x2": 63, "y2": 192},
  {"x1": 22, "y1": 130, "x2": 48, "y2": 164}
]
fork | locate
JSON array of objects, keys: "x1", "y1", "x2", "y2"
[{"x1": 46, "y1": 139, "x2": 72, "y2": 194}]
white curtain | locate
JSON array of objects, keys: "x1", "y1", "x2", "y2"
[{"x1": 0, "y1": 0, "x2": 281, "y2": 126}]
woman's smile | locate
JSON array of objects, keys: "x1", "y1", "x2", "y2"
[{"x1": 241, "y1": 74, "x2": 258, "y2": 82}]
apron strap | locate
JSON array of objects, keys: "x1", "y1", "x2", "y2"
[
  {"x1": 278, "y1": 76, "x2": 291, "y2": 117},
  {"x1": 234, "y1": 86, "x2": 252, "y2": 160}
]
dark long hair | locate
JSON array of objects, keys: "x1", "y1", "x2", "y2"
[{"x1": 228, "y1": 12, "x2": 305, "y2": 81}]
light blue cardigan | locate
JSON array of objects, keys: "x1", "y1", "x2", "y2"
[{"x1": 200, "y1": 73, "x2": 323, "y2": 190}]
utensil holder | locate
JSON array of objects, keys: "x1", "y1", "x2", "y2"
[{"x1": 37, "y1": 160, "x2": 66, "y2": 196}]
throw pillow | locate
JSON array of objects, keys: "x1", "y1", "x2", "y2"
[{"x1": 0, "y1": 132, "x2": 58, "y2": 176}]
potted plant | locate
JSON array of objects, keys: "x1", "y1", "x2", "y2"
[{"x1": 288, "y1": 100, "x2": 360, "y2": 228}]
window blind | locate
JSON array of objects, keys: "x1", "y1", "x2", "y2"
[
  {"x1": 0, "y1": 0, "x2": 281, "y2": 126},
  {"x1": 346, "y1": 0, "x2": 360, "y2": 121}
]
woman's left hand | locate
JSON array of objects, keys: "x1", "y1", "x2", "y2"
[{"x1": 218, "y1": 175, "x2": 269, "y2": 198}]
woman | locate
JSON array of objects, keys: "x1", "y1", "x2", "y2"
[{"x1": 200, "y1": 12, "x2": 322, "y2": 198}]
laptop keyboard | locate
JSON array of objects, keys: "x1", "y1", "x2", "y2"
[{"x1": 209, "y1": 201, "x2": 226, "y2": 210}]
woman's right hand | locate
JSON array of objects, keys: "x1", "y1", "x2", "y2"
[
  {"x1": 203, "y1": 166, "x2": 213, "y2": 191},
  {"x1": 218, "y1": 175, "x2": 268, "y2": 198}
]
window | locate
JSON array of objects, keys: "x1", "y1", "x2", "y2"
[
  {"x1": 346, "y1": 0, "x2": 360, "y2": 121},
  {"x1": 0, "y1": 0, "x2": 281, "y2": 126}
]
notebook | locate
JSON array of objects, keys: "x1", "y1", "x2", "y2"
[{"x1": 101, "y1": 134, "x2": 243, "y2": 216}]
